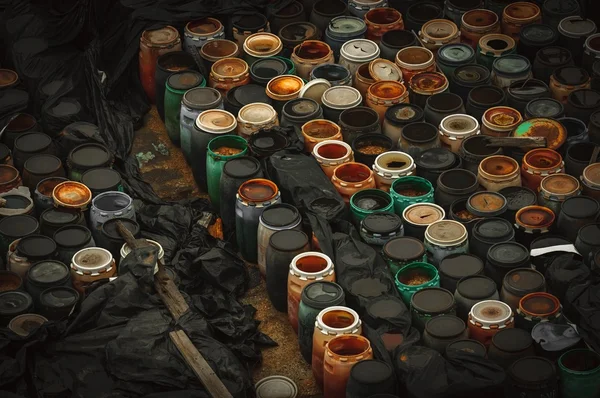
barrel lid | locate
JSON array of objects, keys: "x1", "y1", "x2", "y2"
[
  {"x1": 328, "y1": 16, "x2": 366, "y2": 37},
  {"x1": 383, "y1": 236, "x2": 424, "y2": 261},
  {"x1": 232, "y1": 13, "x2": 268, "y2": 30},
  {"x1": 269, "y1": 229, "x2": 309, "y2": 253},
  {"x1": 583, "y1": 163, "x2": 600, "y2": 185},
  {"x1": 403, "y1": 203, "x2": 445, "y2": 226},
  {"x1": 301, "y1": 281, "x2": 345, "y2": 309},
  {"x1": 415, "y1": 148, "x2": 456, "y2": 170},
  {"x1": 516, "y1": 206, "x2": 555, "y2": 229},
  {"x1": 223, "y1": 156, "x2": 261, "y2": 179},
  {"x1": 422, "y1": 19, "x2": 458, "y2": 40},
  {"x1": 473, "y1": 217, "x2": 513, "y2": 241},
  {"x1": 540, "y1": 173, "x2": 580, "y2": 195},
  {"x1": 53, "y1": 181, "x2": 92, "y2": 209},
  {"x1": 439, "y1": 254, "x2": 483, "y2": 280},
  {"x1": 0, "y1": 215, "x2": 38, "y2": 238},
  {"x1": 24, "y1": 154, "x2": 61, "y2": 175},
  {"x1": 446, "y1": 339, "x2": 487, "y2": 357},
  {"x1": 498, "y1": 186, "x2": 537, "y2": 211},
  {"x1": 322, "y1": 86, "x2": 362, "y2": 109},
  {"x1": 41, "y1": 79, "x2": 66, "y2": 97},
  {"x1": 520, "y1": 292, "x2": 561, "y2": 316},
  {"x1": 471, "y1": 299, "x2": 512, "y2": 324},
  {"x1": 238, "y1": 103, "x2": 277, "y2": 124},
  {"x1": 267, "y1": 75, "x2": 303, "y2": 99},
  {"x1": 230, "y1": 84, "x2": 271, "y2": 107},
  {"x1": 536, "y1": 46, "x2": 572, "y2": 66},
  {"x1": 14, "y1": 132, "x2": 51, "y2": 153},
  {"x1": 0, "y1": 165, "x2": 18, "y2": 185},
  {"x1": 578, "y1": 223, "x2": 600, "y2": 246},
  {"x1": 362, "y1": 212, "x2": 402, "y2": 235},
  {"x1": 385, "y1": 104, "x2": 423, "y2": 125},
  {"x1": 212, "y1": 58, "x2": 248, "y2": 77},
  {"x1": 1, "y1": 194, "x2": 31, "y2": 209},
  {"x1": 425, "y1": 315, "x2": 465, "y2": 339},
  {"x1": 425, "y1": 220, "x2": 466, "y2": 245},
  {"x1": 196, "y1": 110, "x2": 237, "y2": 133},
  {"x1": 553, "y1": 66, "x2": 589, "y2": 86},
  {"x1": 349, "y1": 360, "x2": 393, "y2": 385},
  {"x1": 411, "y1": 288, "x2": 454, "y2": 314},
  {"x1": 561, "y1": 196, "x2": 599, "y2": 219},
  {"x1": 101, "y1": 218, "x2": 140, "y2": 240},
  {"x1": 283, "y1": 98, "x2": 320, "y2": 118},
  {"x1": 186, "y1": 18, "x2": 221, "y2": 35},
  {"x1": 493, "y1": 55, "x2": 530, "y2": 75},
  {"x1": 8, "y1": 313, "x2": 48, "y2": 336},
  {"x1": 141, "y1": 26, "x2": 179, "y2": 46},
  {"x1": 251, "y1": 58, "x2": 288, "y2": 79},
  {"x1": 526, "y1": 98, "x2": 563, "y2": 118},
  {"x1": 558, "y1": 17, "x2": 596, "y2": 37},
  {"x1": 369, "y1": 59, "x2": 402, "y2": 82},
  {"x1": 261, "y1": 204, "x2": 300, "y2": 228},
  {"x1": 41, "y1": 208, "x2": 79, "y2": 226},
  {"x1": 366, "y1": 296, "x2": 406, "y2": 320},
  {"x1": 81, "y1": 168, "x2": 121, "y2": 192},
  {"x1": 167, "y1": 71, "x2": 203, "y2": 91},
  {"x1": 28, "y1": 260, "x2": 69, "y2": 284},
  {"x1": 508, "y1": 357, "x2": 555, "y2": 385},
  {"x1": 48, "y1": 97, "x2": 81, "y2": 117},
  {"x1": 488, "y1": 242, "x2": 529, "y2": 265},
  {"x1": 492, "y1": 328, "x2": 533, "y2": 353},
  {"x1": 410, "y1": 72, "x2": 448, "y2": 93},
  {"x1": 543, "y1": 0, "x2": 579, "y2": 14},
  {"x1": 457, "y1": 275, "x2": 497, "y2": 300},
  {"x1": 280, "y1": 22, "x2": 319, "y2": 43},
  {"x1": 17, "y1": 235, "x2": 56, "y2": 258},
  {"x1": 438, "y1": 44, "x2": 474, "y2": 64},
  {"x1": 183, "y1": 87, "x2": 221, "y2": 109},
  {"x1": 569, "y1": 89, "x2": 600, "y2": 108},
  {"x1": 530, "y1": 234, "x2": 571, "y2": 250},
  {"x1": 520, "y1": 24, "x2": 557, "y2": 46},
  {"x1": 39, "y1": 286, "x2": 79, "y2": 309},
  {"x1": 0, "y1": 69, "x2": 18, "y2": 87},
  {"x1": 0, "y1": 291, "x2": 32, "y2": 316},
  {"x1": 504, "y1": 268, "x2": 545, "y2": 294},
  {"x1": 69, "y1": 143, "x2": 111, "y2": 168},
  {"x1": 255, "y1": 375, "x2": 297, "y2": 398},
  {"x1": 341, "y1": 39, "x2": 379, "y2": 59},
  {"x1": 53, "y1": 225, "x2": 91, "y2": 248},
  {"x1": 0, "y1": 143, "x2": 10, "y2": 161},
  {"x1": 72, "y1": 247, "x2": 113, "y2": 273},
  {"x1": 299, "y1": 78, "x2": 331, "y2": 104},
  {"x1": 467, "y1": 192, "x2": 507, "y2": 217}
]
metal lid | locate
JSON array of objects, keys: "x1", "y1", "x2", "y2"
[
  {"x1": 341, "y1": 39, "x2": 380, "y2": 60},
  {"x1": 261, "y1": 204, "x2": 300, "y2": 228},
  {"x1": 17, "y1": 235, "x2": 56, "y2": 258},
  {"x1": 81, "y1": 168, "x2": 122, "y2": 192},
  {"x1": 487, "y1": 242, "x2": 529, "y2": 265},
  {"x1": 53, "y1": 225, "x2": 91, "y2": 249},
  {"x1": 411, "y1": 287, "x2": 455, "y2": 314},
  {"x1": 508, "y1": 357, "x2": 556, "y2": 385},
  {"x1": 472, "y1": 217, "x2": 514, "y2": 241},
  {"x1": 0, "y1": 291, "x2": 32, "y2": 317},
  {"x1": 369, "y1": 58, "x2": 402, "y2": 82},
  {"x1": 504, "y1": 268, "x2": 545, "y2": 295},
  {"x1": 238, "y1": 103, "x2": 277, "y2": 124},
  {"x1": 255, "y1": 375, "x2": 298, "y2": 398},
  {"x1": 492, "y1": 328, "x2": 533, "y2": 353},
  {"x1": 28, "y1": 260, "x2": 69, "y2": 284},
  {"x1": 183, "y1": 87, "x2": 222, "y2": 109},
  {"x1": 327, "y1": 16, "x2": 367, "y2": 38},
  {"x1": 196, "y1": 110, "x2": 237, "y2": 133},
  {"x1": 299, "y1": 78, "x2": 331, "y2": 104},
  {"x1": 425, "y1": 315, "x2": 465, "y2": 339},
  {"x1": 301, "y1": 281, "x2": 345, "y2": 309},
  {"x1": 425, "y1": 220, "x2": 467, "y2": 246},
  {"x1": 8, "y1": 313, "x2": 48, "y2": 336},
  {"x1": 72, "y1": 247, "x2": 113, "y2": 273},
  {"x1": 561, "y1": 196, "x2": 600, "y2": 219},
  {"x1": 499, "y1": 186, "x2": 537, "y2": 211},
  {"x1": 141, "y1": 26, "x2": 179, "y2": 46},
  {"x1": 457, "y1": 275, "x2": 497, "y2": 300},
  {"x1": 493, "y1": 55, "x2": 530, "y2": 75},
  {"x1": 0, "y1": 214, "x2": 38, "y2": 238},
  {"x1": 321, "y1": 86, "x2": 362, "y2": 110},
  {"x1": 383, "y1": 236, "x2": 425, "y2": 260},
  {"x1": 69, "y1": 143, "x2": 111, "y2": 168},
  {"x1": 439, "y1": 254, "x2": 483, "y2": 280},
  {"x1": 167, "y1": 71, "x2": 203, "y2": 91},
  {"x1": 14, "y1": 132, "x2": 51, "y2": 153},
  {"x1": 52, "y1": 181, "x2": 92, "y2": 209},
  {"x1": 438, "y1": 43, "x2": 475, "y2": 65},
  {"x1": 403, "y1": 203, "x2": 445, "y2": 226},
  {"x1": 362, "y1": 212, "x2": 402, "y2": 235},
  {"x1": 466, "y1": 192, "x2": 507, "y2": 217},
  {"x1": 269, "y1": 229, "x2": 309, "y2": 252}
]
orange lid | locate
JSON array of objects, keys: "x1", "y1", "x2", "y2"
[
  {"x1": 409, "y1": 72, "x2": 448, "y2": 93},
  {"x1": 211, "y1": 58, "x2": 248, "y2": 78},
  {"x1": 484, "y1": 106, "x2": 522, "y2": 128},
  {"x1": 52, "y1": 181, "x2": 92, "y2": 209},
  {"x1": 368, "y1": 81, "x2": 406, "y2": 99},
  {"x1": 186, "y1": 18, "x2": 222, "y2": 35},
  {"x1": 267, "y1": 75, "x2": 303, "y2": 95},
  {"x1": 480, "y1": 155, "x2": 518, "y2": 176},
  {"x1": 0, "y1": 165, "x2": 19, "y2": 185},
  {"x1": 523, "y1": 148, "x2": 563, "y2": 170},
  {"x1": 238, "y1": 178, "x2": 279, "y2": 202},
  {"x1": 0, "y1": 69, "x2": 18, "y2": 87},
  {"x1": 516, "y1": 206, "x2": 555, "y2": 228},
  {"x1": 141, "y1": 26, "x2": 180, "y2": 47}
]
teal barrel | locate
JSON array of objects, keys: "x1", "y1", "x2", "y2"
[
  {"x1": 559, "y1": 349, "x2": 600, "y2": 398},
  {"x1": 206, "y1": 135, "x2": 248, "y2": 213},
  {"x1": 164, "y1": 71, "x2": 205, "y2": 146},
  {"x1": 394, "y1": 262, "x2": 440, "y2": 305},
  {"x1": 390, "y1": 176, "x2": 434, "y2": 216},
  {"x1": 349, "y1": 189, "x2": 393, "y2": 226}
]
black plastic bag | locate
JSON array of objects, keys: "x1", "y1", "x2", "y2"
[
  {"x1": 564, "y1": 275, "x2": 600, "y2": 353},
  {"x1": 544, "y1": 253, "x2": 591, "y2": 303}
]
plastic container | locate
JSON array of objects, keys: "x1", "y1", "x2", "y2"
[
  {"x1": 514, "y1": 205, "x2": 555, "y2": 249},
  {"x1": 538, "y1": 173, "x2": 581, "y2": 216},
  {"x1": 423, "y1": 93, "x2": 464, "y2": 129},
  {"x1": 434, "y1": 169, "x2": 479, "y2": 210},
  {"x1": 372, "y1": 151, "x2": 415, "y2": 192},
  {"x1": 477, "y1": 155, "x2": 521, "y2": 192},
  {"x1": 439, "y1": 114, "x2": 480, "y2": 154},
  {"x1": 516, "y1": 292, "x2": 562, "y2": 332},
  {"x1": 501, "y1": 2, "x2": 541, "y2": 43},
  {"x1": 351, "y1": 134, "x2": 393, "y2": 167},
  {"x1": 359, "y1": 212, "x2": 403, "y2": 246},
  {"x1": 419, "y1": 19, "x2": 460, "y2": 55},
  {"x1": 557, "y1": 196, "x2": 600, "y2": 242},
  {"x1": 25, "y1": 260, "x2": 71, "y2": 307},
  {"x1": 349, "y1": 189, "x2": 393, "y2": 225},
  {"x1": 439, "y1": 253, "x2": 483, "y2": 293},
  {"x1": 468, "y1": 299, "x2": 514, "y2": 347},
  {"x1": 256, "y1": 204, "x2": 302, "y2": 276},
  {"x1": 401, "y1": 203, "x2": 445, "y2": 240},
  {"x1": 382, "y1": 236, "x2": 426, "y2": 278},
  {"x1": 558, "y1": 349, "x2": 600, "y2": 398},
  {"x1": 312, "y1": 140, "x2": 354, "y2": 179},
  {"x1": 476, "y1": 33, "x2": 516, "y2": 71},
  {"x1": 394, "y1": 46, "x2": 435, "y2": 85},
  {"x1": 394, "y1": 261, "x2": 439, "y2": 305},
  {"x1": 467, "y1": 85, "x2": 507, "y2": 122},
  {"x1": 323, "y1": 334, "x2": 373, "y2": 398},
  {"x1": 71, "y1": 248, "x2": 116, "y2": 296},
  {"x1": 469, "y1": 217, "x2": 515, "y2": 262},
  {"x1": 460, "y1": 8, "x2": 500, "y2": 49},
  {"x1": 501, "y1": 268, "x2": 546, "y2": 310},
  {"x1": 345, "y1": 360, "x2": 395, "y2": 398},
  {"x1": 410, "y1": 287, "x2": 456, "y2": 332},
  {"x1": 423, "y1": 314, "x2": 468, "y2": 353},
  {"x1": 454, "y1": 275, "x2": 499, "y2": 321},
  {"x1": 485, "y1": 242, "x2": 531, "y2": 288}
]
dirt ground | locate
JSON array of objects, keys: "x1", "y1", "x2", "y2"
[{"x1": 132, "y1": 107, "x2": 322, "y2": 397}]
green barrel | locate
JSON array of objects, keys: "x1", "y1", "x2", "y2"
[
  {"x1": 394, "y1": 262, "x2": 440, "y2": 305},
  {"x1": 349, "y1": 189, "x2": 393, "y2": 226},
  {"x1": 206, "y1": 135, "x2": 248, "y2": 213},
  {"x1": 475, "y1": 41, "x2": 516, "y2": 71},
  {"x1": 390, "y1": 176, "x2": 434, "y2": 216},
  {"x1": 559, "y1": 349, "x2": 600, "y2": 398},
  {"x1": 164, "y1": 71, "x2": 205, "y2": 146}
]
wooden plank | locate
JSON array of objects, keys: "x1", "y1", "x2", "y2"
[
  {"x1": 154, "y1": 269, "x2": 189, "y2": 321},
  {"x1": 485, "y1": 136, "x2": 547, "y2": 148},
  {"x1": 170, "y1": 330, "x2": 233, "y2": 398},
  {"x1": 591, "y1": 146, "x2": 600, "y2": 165}
]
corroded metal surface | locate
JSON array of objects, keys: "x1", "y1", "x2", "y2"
[{"x1": 134, "y1": 106, "x2": 321, "y2": 397}]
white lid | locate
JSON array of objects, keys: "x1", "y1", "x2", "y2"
[
  {"x1": 120, "y1": 239, "x2": 165, "y2": 259},
  {"x1": 237, "y1": 103, "x2": 277, "y2": 124},
  {"x1": 373, "y1": 151, "x2": 415, "y2": 175},
  {"x1": 341, "y1": 39, "x2": 380, "y2": 61},
  {"x1": 316, "y1": 305, "x2": 361, "y2": 335},
  {"x1": 196, "y1": 110, "x2": 237, "y2": 134},
  {"x1": 440, "y1": 114, "x2": 479, "y2": 137},
  {"x1": 402, "y1": 203, "x2": 446, "y2": 226},
  {"x1": 369, "y1": 58, "x2": 403, "y2": 82},
  {"x1": 299, "y1": 78, "x2": 332, "y2": 105},
  {"x1": 289, "y1": 251, "x2": 334, "y2": 280},
  {"x1": 470, "y1": 300, "x2": 513, "y2": 329},
  {"x1": 321, "y1": 86, "x2": 362, "y2": 110},
  {"x1": 425, "y1": 220, "x2": 467, "y2": 246},
  {"x1": 71, "y1": 247, "x2": 113, "y2": 274}
]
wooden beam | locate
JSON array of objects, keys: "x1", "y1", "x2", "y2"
[{"x1": 485, "y1": 136, "x2": 547, "y2": 148}]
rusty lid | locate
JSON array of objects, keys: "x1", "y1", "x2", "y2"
[
  {"x1": 365, "y1": 7, "x2": 402, "y2": 26},
  {"x1": 479, "y1": 34, "x2": 515, "y2": 53},
  {"x1": 467, "y1": 192, "x2": 507, "y2": 216},
  {"x1": 516, "y1": 206, "x2": 555, "y2": 229},
  {"x1": 396, "y1": 46, "x2": 433, "y2": 66},
  {"x1": 293, "y1": 40, "x2": 332, "y2": 60},
  {"x1": 425, "y1": 220, "x2": 467, "y2": 246},
  {"x1": 211, "y1": 58, "x2": 248, "y2": 78},
  {"x1": 421, "y1": 19, "x2": 459, "y2": 41},
  {"x1": 72, "y1": 247, "x2": 113, "y2": 273},
  {"x1": 462, "y1": 9, "x2": 498, "y2": 28},
  {"x1": 540, "y1": 173, "x2": 580, "y2": 195},
  {"x1": 369, "y1": 58, "x2": 402, "y2": 82},
  {"x1": 512, "y1": 118, "x2": 567, "y2": 151},
  {"x1": 302, "y1": 119, "x2": 340, "y2": 139},
  {"x1": 268, "y1": 75, "x2": 304, "y2": 96},
  {"x1": 0, "y1": 165, "x2": 19, "y2": 185},
  {"x1": 185, "y1": 18, "x2": 222, "y2": 35},
  {"x1": 238, "y1": 178, "x2": 279, "y2": 202},
  {"x1": 409, "y1": 72, "x2": 448, "y2": 94},
  {"x1": 403, "y1": 203, "x2": 445, "y2": 225},
  {"x1": 368, "y1": 81, "x2": 406, "y2": 100},
  {"x1": 196, "y1": 110, "x2": 237, "y2": 133},
  {"x1": 504, "y1": 2, "x2": 540, "y2": 20},
  {"x1": 583, "y1": 163, "x2": 600, "y2": 186},
  {"x1": 141, "y1": 26, "x2": 180, "y2": 47},
  {"x1": 480, "y1": 155, "x2": 518, "y2": 176},
  {"x1": 52, "y1": 181, "x2": 92, "y2": 209},
  {"x1": 0, "y1": 69, "x2": 18, "y2": 88},
  {"x1": 484, "y1": 106, "x2": 522, "y2": 128},
  {"x1": 244, "y1": 33, "x2": 282, "y2": 56},
  {"x1": 200, "y1": 39, "x2": 238, "y2": 58},
  {"x1": 523, "y1": 148, "x2": 563, "y2": 170}
]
